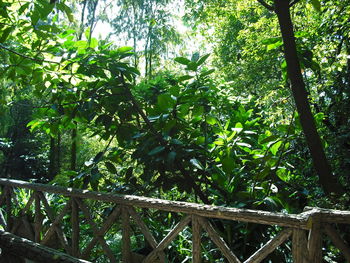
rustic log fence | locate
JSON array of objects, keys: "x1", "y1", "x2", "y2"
[{"x1": 0, "y1": 178, "x2": 349, "y2": 263}]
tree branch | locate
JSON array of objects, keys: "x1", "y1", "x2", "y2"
[
  {"x1": 257, "y1": 0, "x2": 274, "y2": 11},
  {"x1": 0, "y1": 44, "x2": 61, "y2": 65},
  {"x1": 119, "y1": 74, "x2": 161, "y2": 139}
]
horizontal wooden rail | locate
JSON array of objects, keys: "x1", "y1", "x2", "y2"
[
  {"x1": 0, "y1": 230, "x2": 91, "y2": 263},
  {"x1": 0, "y1": 178, "x2": 349, "y2": 263},
  {"x1": 0, "y1": 178, "x2": 308, "y2": 229}
]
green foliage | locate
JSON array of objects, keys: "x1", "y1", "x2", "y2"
[{"x1": 1, "y1": 0, "x2": 350, "y2": 261}]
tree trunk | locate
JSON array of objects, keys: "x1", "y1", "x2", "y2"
[
  {"x1": 71, "y1": 123, "x2": 77, "y2": 172},
  {"x1": 48, "y1": 136, "x2": 57, "y2": 180},
  {"x1": 274, "y1": 0, "x2": 343, "y2": 194}
]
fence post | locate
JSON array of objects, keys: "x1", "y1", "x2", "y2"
[
  {"x1": 292, "y1": 229, "x2": 309, "y2": 263},
  {"x1": 121, "y1": 206, "x2": 132, "y2": 263},
  {"x1": 71, "y1": 198, "x2": 80, "y2": 257},
  {"x1": 308, "y1": 214, "x2": 322, "y2": 263},
  {"x1": 5, "y1": 187, "x2": 12, "y2": 232},
  {"x1": 34, "y1": 191, "x2": 42, "y2": 243},
  {"x1": 192, "y1": 215, "x2": 201, "y2": 263}
]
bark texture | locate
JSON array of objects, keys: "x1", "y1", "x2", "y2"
[{"x1": 274, "y1": 0, "x2": 343, "y2": 194}]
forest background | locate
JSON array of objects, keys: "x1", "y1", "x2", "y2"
[{"x1": 0, "y1": 0, "x2": 349, "y2": 261}]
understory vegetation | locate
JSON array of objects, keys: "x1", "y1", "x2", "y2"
[{"x1": 0, "y1": 0, "x2": 350, "y2": 261}]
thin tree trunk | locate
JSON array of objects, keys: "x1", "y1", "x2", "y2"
[
  {"x1": 132, "y1": 1, "x2": 138, "y2": 69},
  {"x1": 70, "y1": 123, "x2": 77, "y2": 172},
  {"x1": 57, "y1": 130, "x2": 61, "y2": 175},
  {"x1": 48, "y1": 136, "x2": 56, "y2": 180},
  {"x1": 273, "y1": 0, "x2": 343, "y2": 194}
]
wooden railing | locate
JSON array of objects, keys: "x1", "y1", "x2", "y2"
[{"x1": 0, "y1": 178, "x2": 349, "y2": 263}]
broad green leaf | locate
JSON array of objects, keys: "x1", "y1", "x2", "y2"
[
  {"x1": 117, "y1": 46, "x2": 133, "y2": 52},
  {"x1": 310, "y1": 0, "x2": 321, "y2": 12},
  {"x1": 267, "y1": 41, "x2": 283, "y2": 51},
  {"x1": 190, "y1": 158, "x2": 204, "y2": 170},
  {"x1": 30, "y1": 9, "x2": 40, "y2": 25},
  {"x1": 57, "y1": 3, "x2": 74, "y2": 22},
  {"x1": 236, "y1": 142, "x2": 251, "y2": 148},
  {"x1": 178, "y1": 75, "x2": 193, "y2": 82},
  {"x1": 0, "y1": 27, "x2": 12, "y2": 43},
  {"x1": 206, "y1": 116, "x2": 217, "y2": 125},
  {"x1": 200, "y1": 69, "x2": 215, "y2": 77},
  {"x1": 277, "y1": 168, "x2": 291, "y2": 182},
  {"x1": 192, "y1": 106, "x2": 204, "y2": 117},
  {"x1": 191, "y1": 52, "x2": 200, "y2": 62},
  {"x1": 84, "y1": 27, "x2": 91, "y2": 39},
  {"x1": 27, "y1": 120, "x2": 44, "y2": 131},
  {"x1": 18, "y1": 3, "x2": 30, "y2": 15},
  {"x1": 232, "y1": 122, "x2": 243, "y2": 133},
  {"x1": 262, "y1": 37, "x2": 281, "y2": 45},
  {"x1": 90, "y1": 168, "x2": 101, "y2": 191},
  {"x1": 0, "y1": 3, "x2": 9, "y2": 18},
  {"x1": 167, "y1": 151, "x2": 176, "y2": 166},
  {"x1": 222, "y1": 157, "x2": 235, "y2": 174},
  {"x1": 127, "y1": 67, "x2": 140, "y2": 75},
  {"x1": 89, "y1": 38, "x2": 98, "y2": 49},
  {"x1": 270, "y1": 141, "x2": 282, "y2": 155},
  {"x1": 212, "y1": 172, "x2": 226, "y2": 187},
  {"x1": 197, "y1": 54, "x2": 210, "y2": 66},
  {"x1": 157, "y1": 93, "x2": 176, "y2": 111},
  {"x1": 105, "y1": 162, "x2": 117, "y2": 174},
  {"x1": 74, "y1": 40, "x2": 88, "y2": 49},
  {"x1": 148, "y1": 146, "x2": 165, "y2": 155},
  {"x1": 214, "y1": 138, "x2": 225, "y2": 146},
  {"x1": 186, "y1": 62, "x2": 198, "y2": 71},
  {"x1": 260, "y1": 135, "x2": 279, "y2": 144},
  {"x1": 174, "y1": 57, "x2": 191, "y2": 66}
]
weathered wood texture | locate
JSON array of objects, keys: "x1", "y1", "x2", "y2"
[
  {"x1": 192, "y1": 215, "x2": 202, "y2": 263},
  {"x1": 121, "y1": 206, "x2": 132, "y2": 263},
  {"x1": 0, "y1": 178, "x2": 308, "y2": 228},
  {"x1": 0, "y1": 178, "x2": 350, "y2": 263},
  {"x1": 75, "y1": 198, "x2": 117, "y2": 263},
  {"x1": 244, "y1": 228, "x2": 292, "y2": 263},
  {"x1": 307, "y1": 215, "x2": 322, "y2": 263},
  {"x1": 71, "y1": 198, "x2": 80, "y2": 258},
  {"x1": 324, "y1": 224, "x2": 350, "y2": 262},
  {"x1": 292, "y1": 229, "x2": 309, "y2": 263},
  {"x1": 303, "y1": 206, "x2": 350, "y2": 224},
  {"x1": 198, "y1": 217, "x2": 241, "y2": 263},
  {"x1": 144, "y1": 215, "x2": 192, "y2": 263},
  {"x1": 0, "y1": 230, "x2": 91, "y2": 263}
]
